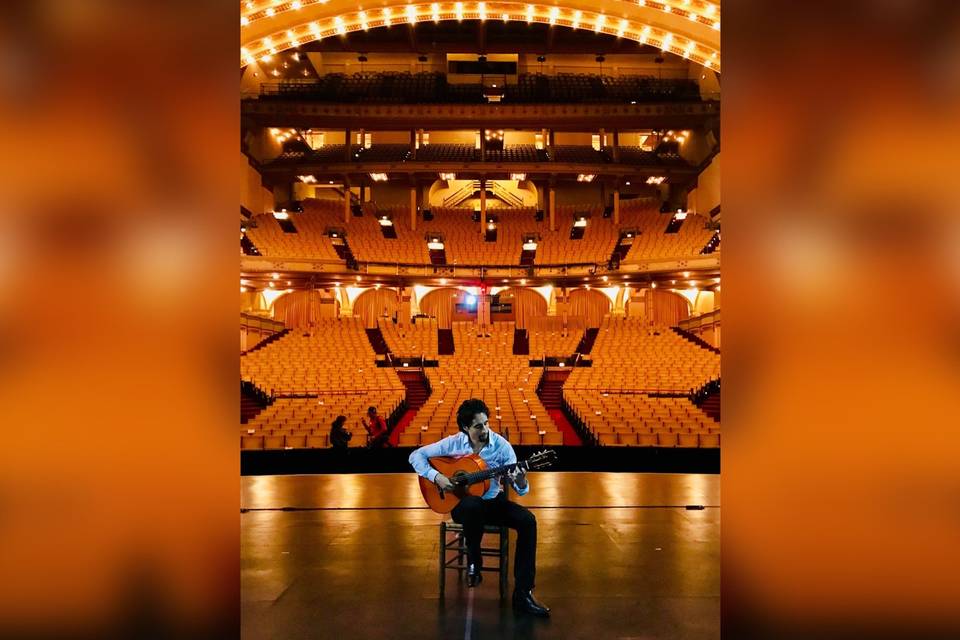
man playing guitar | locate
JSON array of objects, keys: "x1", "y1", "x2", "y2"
[{"x1": 408, "y1": 398, "x2": 550, "y2": 617}]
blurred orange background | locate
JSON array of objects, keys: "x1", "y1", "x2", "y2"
[{"x1": 724, "y1": 1, "x2": 960, "y2": 636}]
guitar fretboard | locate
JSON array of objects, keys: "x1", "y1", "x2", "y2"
[{"x1": 459, "y1": 462, "x2": 524, "y2": 487}]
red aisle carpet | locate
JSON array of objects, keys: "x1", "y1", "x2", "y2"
[
  {"x1": 389, "y1": 409, "x2": 418, "y2": 446},
  {"x1": 548, "y1": 409, "x2": 584, "y2": 446}
]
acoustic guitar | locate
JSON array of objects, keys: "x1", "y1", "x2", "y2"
[{"x1": 418, "y1": 449, "x2": 557, "y2": 514}]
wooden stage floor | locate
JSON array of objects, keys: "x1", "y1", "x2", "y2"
[{"x1": 241, "y1": 472, "x2": 719, "y2": 640}]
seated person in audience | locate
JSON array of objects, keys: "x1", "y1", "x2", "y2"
[
  {"x1": 329, "y1": 415, "x2": 352, "y2": 449},
  {"x1": 407, "y1": 398, "x2": 550, "y2": 617},
  {"x1": 362, "y1": 406, "x2": 392, "y2": 448}
]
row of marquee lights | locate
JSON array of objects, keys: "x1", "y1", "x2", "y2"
[
  {"x1": 241, "y1": 0, "x2": 720, "y2": 25},
  {"x1": 241, "y1": 3, "x2": 720, "y2": 72}
]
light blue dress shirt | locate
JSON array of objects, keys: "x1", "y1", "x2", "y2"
[{"x1": 409, "y1": 430, "x2": 530, "y2": 499}]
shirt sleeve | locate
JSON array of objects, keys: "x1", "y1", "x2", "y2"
[
  {"x1": 408, "y1": 435, "x2": 454, "y2": 484},
  {"x1": 502, "y1": 439, "x2": 530, "y2": 497}
]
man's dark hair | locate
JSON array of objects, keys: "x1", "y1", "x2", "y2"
[
  {"x1": 456, "y1": 398, "x2": 490, "y2": 432},
  {"x1": 331, "y1": 415, "x2": 346, "y2": 430},
  {"x1": 367, "y1": 406, "x2": 377, "y2": 414}
]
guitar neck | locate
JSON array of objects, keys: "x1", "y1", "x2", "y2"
[{"x1": 461, "y1": 461, "x2": 525, "y2": 487}]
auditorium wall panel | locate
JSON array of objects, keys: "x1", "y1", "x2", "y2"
[
  {"x1": 693, "y1": 153, "x2": 720, "y2": 215},
  {"x1": 368, "y1": 184, "x2": 411, "y2": 207},
  {"x1": 427, "y1": 131, "x2": 476, "y2": 145},
  {"x1": 554, "y1": 184, "x2": 603, "y2": 205},
  {"x1": 371, "y1": 131, "x2": 410, "y2": 144},
  {"x1": 241, "y1": 154, "x2": 273, "y2": 215}
]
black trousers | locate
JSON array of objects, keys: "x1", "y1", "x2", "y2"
[{"x1": 450, "y1": 492, "x2": 537, "y2": 592}]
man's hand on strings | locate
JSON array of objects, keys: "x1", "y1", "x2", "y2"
[
  {"x1": 507, "y1": 466, "x2": 528, "y2": 490},
  {"x1": 434, "y1": 473, "x2": 454, "y2": 491}
]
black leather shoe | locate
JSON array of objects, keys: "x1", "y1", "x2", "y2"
[
  {"x1": 466, "y1": 563, "x2": 483, "y2": 587},
  {"x1": 512, "y1": 589, "x2": 550, "y2": 617}
]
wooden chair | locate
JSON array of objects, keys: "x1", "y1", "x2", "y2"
[{"x1": 439, "y1": 519, "x2": 510, "y2": 599}]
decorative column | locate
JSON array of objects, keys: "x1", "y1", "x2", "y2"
[
  {"x1": 548, "y1": 187, "x2": 556, "y2": 232},
  {"x1": 479, "y1": 178, "x2": 487, "y2": 236},
  {"x1": 612, "y1": 287, "x2": 626, "y2": 318},
  {"x1": 409, "y1": 186, "x2": 417, "y2": 231}
]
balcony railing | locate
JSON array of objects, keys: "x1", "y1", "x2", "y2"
[
  {"x1": 255, "y1": 72, "x2": 704, "y2": 105},
  {"x1": 265, "y1": 144, "x2": 691, "y2": 170}
]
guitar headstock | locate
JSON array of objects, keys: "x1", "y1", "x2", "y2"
[{"x1": 525, "y1": 449, "x2": 558, "y2": 471}]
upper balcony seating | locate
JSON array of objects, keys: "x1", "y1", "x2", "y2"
[
  {"x1": 483, "y1": 145, "x2": 539, "y2": 163},
  {"x1": 415, "y1": 144, "x2": 480, "y2": 162},
  {"x1": 258, "y1": 73, "x2": 703, "y2": 105},
  {"x1": 550, "y1": 145, "x2": 608, "y2": 164},
  {"x1": 353, "y1": 144, "x2": 412, "y2": 163}
]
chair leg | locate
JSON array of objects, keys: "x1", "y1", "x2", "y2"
[
  {"x1": 439, "y1": 521, "x2": 446, "y2": 598},
  {"x1": 500, "y1": 527, "x2": 509, "y2": 600},
  {"x1": 457, "y1": 533, "x2": 466, "y2": 581}
]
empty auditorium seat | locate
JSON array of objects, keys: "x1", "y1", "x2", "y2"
[
  {"x1": 263, "y1": 435, "x2": 285, "y2": 449},
  {"x1": 656, "y1": 432, "x2": 678, "y2": 447},
  {"x1": 637, "y1": 433, "x2": 657, "y2": 447},
  {"x1": 542, "y1": 432, "x2": 563, "y2": 446},
  {"x1": 306, "y1": 435, "x2": 328, "y2": 448},
  {"x1": 599, "y1": 433, "x2": 618, "y2": 446},
  {"x1": 699, "y1": 433, "x2": 720, "y2": 448},
  {"x1": 398, "y1": 433, "x2": 421, "y2": 447},
  {"x1": 241, "y1": 435, "x2": 264, "y2": 450},
  {"x1": 678, "y1": 433, "x2": 699, "y2": 448}
]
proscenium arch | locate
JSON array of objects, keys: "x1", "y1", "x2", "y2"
[
  {"x1": 241, "y1": 0, "x2": 722, "y2": 28},
  {"x1": 241, "y1": 2, "x2": 720, "y2": 73}
]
